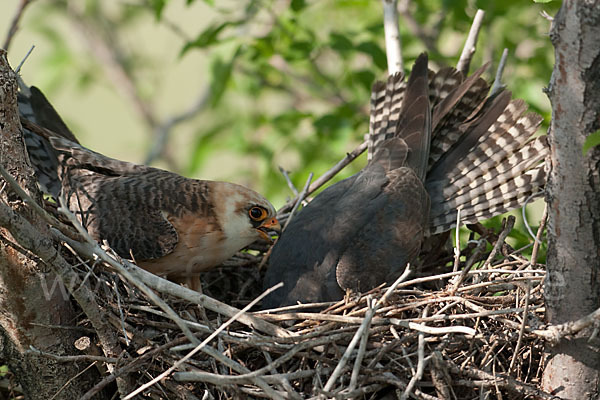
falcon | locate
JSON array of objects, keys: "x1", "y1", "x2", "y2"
[
  {"x1": 18, "y1": 85, "x2": 280, "y2": 287},
  {"x1": 263, "y1": 53, "x2": 548, "y2": 307}
]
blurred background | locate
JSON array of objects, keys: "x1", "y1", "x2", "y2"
[{"x1": 1, "y1": 0, "x2": 559, "y2": 251}]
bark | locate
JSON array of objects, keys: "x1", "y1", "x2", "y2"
[
  {"x1": 0, "y1": 50, "x2": 104, "y2": 399},
  {"x1": 542, "y1": 1, "x2": 600, "y2": 398}
]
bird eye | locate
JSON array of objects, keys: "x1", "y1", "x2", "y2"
[{"x1": 249, "y1": 206, "x2": 267, "y2": 221}]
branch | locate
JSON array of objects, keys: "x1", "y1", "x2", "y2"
[
  {"x1": 456, "y1": 9, "x2": 485, "y2": 75},
  {"x1": 382, "y1": 0, "x2": 403, "y2": 74},
  {"x1": 2, "y1": 0, "x2": 32, "y2": 51},
  {"x1": 490, "y1": 48, "x2": 509, "y2": 97},
  {"x1": 279, "y1": 141, "x2": 367, "y2": 214}
]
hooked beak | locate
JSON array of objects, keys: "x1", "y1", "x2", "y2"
[{"x1": 256, "y1": 217, "x2": 281, "y2": 242}]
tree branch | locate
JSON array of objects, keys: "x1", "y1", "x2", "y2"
[{"x1": 456, "y1": 9, "x2": 485, "y2": 74}]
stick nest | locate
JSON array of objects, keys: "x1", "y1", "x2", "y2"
[{"x1": 54, "y1": 218, "x2": 550, "y2": 400}]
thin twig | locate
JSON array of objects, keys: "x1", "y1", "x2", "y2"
[
  {"x1": 482, "y1": 215, "x2": 515, "y2": 269},
  {"x1": 279, "y1": 166, "x2": 299, "y2": 197},
  {"x1": 123, "y1": 283, "x2": 284, "y2": 400},
  {"x1": 322, "y1": 265, "x2": 412, "y2": 393},
  {"x1": 382, "y1": 0, "x2": 403, "y2": 74},
  {"x1": 3, "y1": 0, "x2": 32, "y2": 51},
  {"x1": 279, "y1": 141, "x2": 367, "y2": 214},
  {"x1": 530, "y1": 203, "x2": 548, "y2": 267},
  {"x1": 453, "y1": 208, "x2": 462, "y2": 272},
  {"x1": 490, "y1": 48, "x2": 509, "y2": 97},
  {"x1": 401, "y1": 307, "x2": 428, "y2": 399},
  {"x1": 282, "y1": 172, "x2": 313, "y2": 231},
  {"x1": 456, "y1": 9, "x2": 485, "y2": 75},
  {"x1": 509, "y1": 280, "x2": 530, "y2": 373}
]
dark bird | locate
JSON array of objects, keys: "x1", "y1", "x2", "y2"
[
  {"x1": 263, "y1": 53, "x2": 547, "y2": 307},
  {"x1": 18, "y1": 84, "x2": 280, "y2": 288}
]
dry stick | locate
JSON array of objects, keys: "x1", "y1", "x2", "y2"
[
  {"x1": 322, "y1": 265, "x2": 412, "y2": 394},
  {"x1": 280, "y1": 141, "x2": 368, "y2": 213},
  {"x1": 442, "y1": 359, "x2": 556, "y2": 400},
  {"x1": 490, "y1": 48, "x2": 509, "y2": 97},
  {"x1": 452, "y1": 208, "x2": 462, "y2": 272},
  {"x1": 56, "y1": 198, "x2": 199, "y2": 345},
  {"x1": 482, "y1": 215, "x2": 516, "y2": 269},
  {"x1": 450, "y1": 238, "x2": 487, "y2": 294},
  {"x1": 123, "y1": 283, "x2": 284, "y2": 400},
  {"x1": 456, "y1": 9, "x2": 485, "y2": 75},
  {"x1": 401, "y1": 307, "x2": 428, "y2": 400},
  {"x1": 279, "y1": 166, "x2": 299, "y2": 197},
  {"x1": 282, "y1": 172, "x2": 313, "y2": 232},
  {"x1": 0, "y1": 164, "x2": 83, "y2": 242},
  {"x1": 509, "y1": 280, "x2": 530, "y2": 373},
  {"x1": 529, "y1": 203, "x2": 548, "y2": 267},
  {"x1": 27, "y1": 346, "x2": 118, "y2": 364},
  {"x1": 348, "y1": 296, "x2": 374, "y2": 392},
  {"x1": 531, "y1": 306, "x2": 600, "y2": 345},
  {"x1": 382, "y1": 0, "x2": 403, "y2": 74},
  {"x1": 15, "y1": 45, "x2": 35, "y2": 75},
  {"x1": 197, "y1": 344, "x2": 291, "y2": 400},
  {"x1": 2, "y1": 0, "x2": 32, "y2": 50},
  {"x1": 54, "y1": 228, "x2": 291, "y2": 338}
]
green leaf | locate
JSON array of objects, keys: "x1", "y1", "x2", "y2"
[
  {"x1": 148, "y1": 0, "x2": 167, "y2": 20},
  {"x1": 356, "y1": 41, "x2": 387, "y2": 70},
  {"x1": 291, "y1": 0, "x2": 306, "y2": 12},
  {"x1": 181, "y1": 22, "x2": 230, "y2": 55},
  {"x1": 330, "y1": 32, "x2": 354, "y2": 54},
  {"x1": 533, "y1": 0, "x2": 553, "y2": 3},
  {"x1": 583, "y1": 130, "x2": 600, "y2": 155},
  {"x1": 208, "y1": 47, "x2": 242, "y2": 108}
]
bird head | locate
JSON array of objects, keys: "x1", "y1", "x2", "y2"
[{"x1": 215, "y1": 182, "x2": 280, "y2": 249}]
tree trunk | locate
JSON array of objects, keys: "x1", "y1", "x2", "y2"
[
  {"x1": 542, "y1": 1, "x2": 600, "y2": 398},
  {"x1": 0, "y1": 50, "x2": 104, "y2": 399}
]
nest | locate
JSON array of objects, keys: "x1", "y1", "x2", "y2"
[{"x1": 29, "y1": 213, "x2": 555, "y2": 400}]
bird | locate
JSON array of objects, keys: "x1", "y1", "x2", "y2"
[
  {"x1": 263, "y1": 53, "x2": 548, "y2": 308},
  {"x1": 17, "y1": 84, "x2": 280, "y2": 287}
]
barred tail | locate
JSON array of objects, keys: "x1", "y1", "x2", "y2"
[{"x1": 425, "y1": 83, "x2": 547, "y2": 235}]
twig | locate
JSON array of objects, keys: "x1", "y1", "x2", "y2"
[
  {"x1": 54, "y1": 228, "x2": 291, "y2": 338},
  {"x1": 382, "y1": 0, "x2": 403, "y2": 74},
  {"x1": 145, "y1": 86, "x2": 211, "y2": 164},
  {"x1": 530, "y1": 203, "x2": 548, "y2": 266},
  {"x1": 442, "y1": 359, "x2": 557, "y2": 399},
  {"x1": 456, "y1": 9, "x2": 485, "y2": 75},
  {"x1": 279, "y1": 166, "x2": 299, "y2": 197},
  {"x1": 397, "y1": 0, "x2": 438, "y2": 53},
  {"x1": 450, "y1": 237, "x2": 487, "y2": 294},
  {"x1": 348, "y1": 297, "x2": 374, "y2": 392},
  {"x1": 282, "y1": 172, "x2": 313, "y2": 232},
  {"x1": 15, "y1": 45, "x2": 35, "y2": 75},
  {"x1": 509, "y1": 280, "x2": 530, "y2": 373},
  {"x1": 0, "y1": 164, "x2": 82, "y2": 242},
  {"x1": 482, "y1": 215, "x2": 515, "y2": 269},
  {"x1": 322, "y1": 266, "x2": 412, "y2": 393},
  {"x1": 2, "y1": 0, "x2": 32, "y2": 51},
  {"x1": 490, "y1": 48, "x2": 509, "y2": 97},
  {"x1": 27, "y1": 346, "x2": 118, "y2": 363},
  {"x1": 279, "y1": 141, "x2": 368, "y2": 214},
  {"x1": 522, "y1": 191, "x2": 546, "y2": 243},
  {"x1": 453, "y1": 208, "x2": 462, "y2": 272},
  {"x1": 401, "y1": 307, "x2": 428, "y2": 399},
  {"x1": 123, "y1": 283, "x2": 284, "y2": 400},
  {"x1": 531, "y1": 306, "x2": 600, "y2": 345}
]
